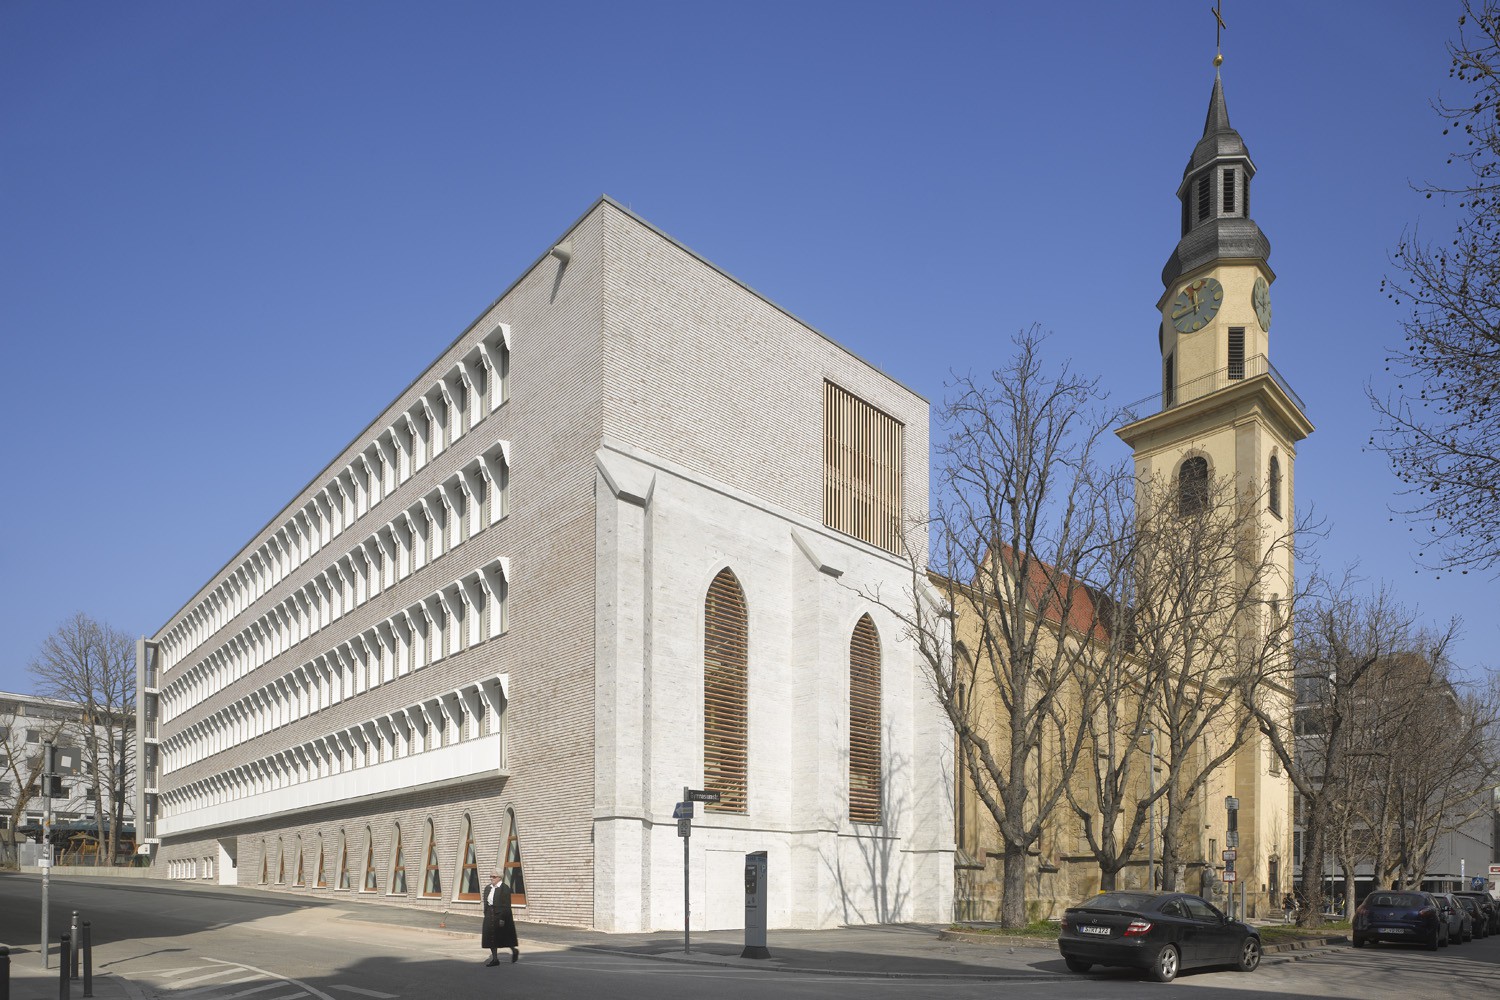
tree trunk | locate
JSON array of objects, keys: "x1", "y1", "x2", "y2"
[{"x1": 1001, "y1": 846, "x2": 1028, "y2": 927}]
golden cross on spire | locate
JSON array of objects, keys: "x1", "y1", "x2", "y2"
[{"x1": 1211, "y1": 1, "x2": 1227, "y2": 66}]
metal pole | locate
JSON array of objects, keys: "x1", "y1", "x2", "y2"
[
  {"x1": 69, "y1": 913, "x2": 79, "y2": 978},
  {"x1": 3, "y1": 944, "x2": 11, "y2": 1000},
  {"x1": 1147, "y1": 729, "x2": 1156, "y2": 889},
  {"x1": 40, "y1": 745, "x2": 52, "y2": 970},
  {"x1": 682, "y1": 786, "x2": 691, "y2": 955},
  {"x1": 80, "y1": 923, "x2": 92, "y2": 999},
  {"x1": 57, "y1": 934, "x2": 70, "y2": 1000}
]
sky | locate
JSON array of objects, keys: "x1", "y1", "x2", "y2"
[{"x1": 0, "y1": 1, "x2": 1490, "y2": 692}]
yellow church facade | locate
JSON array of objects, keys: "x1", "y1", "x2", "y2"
[{"x1": 955, "y1": 71, "x2": 1312, "y2": 922}]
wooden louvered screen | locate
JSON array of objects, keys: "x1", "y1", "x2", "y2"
[
  {"x1": 849, "y1": 614, "x2": 882, "y2": 823},
  {"x1": 824, "y1": 381, "x2": 904, "y2": 554},
  {"x1": 703, "y1": 568, "x2": 748, "y2": 813}
]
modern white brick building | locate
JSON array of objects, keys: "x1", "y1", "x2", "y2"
[{"x1": 136, "y1": 197, "x2": 954, "y2": 930}]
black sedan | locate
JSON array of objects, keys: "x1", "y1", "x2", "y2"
[
  {"x1": 1351, "y1": 890, "x2": 1445, "y2": 949},
  {"x1": 1058, "y1": 891, "x2": 1262, "y2": 983}
]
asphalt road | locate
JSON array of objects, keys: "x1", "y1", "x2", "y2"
[{"x1": 1, "y1": 875, "x2": 1497, "y2": 1000}]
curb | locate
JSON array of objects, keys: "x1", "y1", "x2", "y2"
[
  {"x1": 937, "y1": 929, "x2": 1053, "y2": 948},
  {"x1": 574, "y1": 945, "x2": 1062, "y2": 981}
]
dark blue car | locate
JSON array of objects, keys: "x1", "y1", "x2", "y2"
[
  {"x1": 1352, "y1": 890, "x2": 1445, "y2": 949},
  {"x1": 1058, "y1": 891, "x2": 1262, "y2": 983}
]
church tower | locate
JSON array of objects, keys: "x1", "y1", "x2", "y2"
[{"x1": 1117, "y1": 71, "x2": 1314, "y2": 913}]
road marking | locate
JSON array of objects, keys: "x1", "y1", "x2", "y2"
[
  {"x1": 177, "y1": 975, "x2": 267, "y2": 996},
  {"x1": 201, "y1": 959, "x2": 337, "y2": 1000},
  {"x1": 214, "y1": 985, "x2": 290, "y2": 1000},
  {"x1": 330, "y1": 988, "x2": 399, "y2": 999},
  {"x1": 171, "y1": 968, "x2": 243, "y2": 988}
]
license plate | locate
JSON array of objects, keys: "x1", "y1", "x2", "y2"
[
  {"x1": 1383, "y1": 928, "x2": 1407, "y2": 933},
  {"x1": 1080, "y1": 926, "x2": 1112, "y2": 936}
]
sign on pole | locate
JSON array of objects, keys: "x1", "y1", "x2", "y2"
[
  {"x1": 1222, "y1": 870, "x2": 1238, "y2": 883},
  {"x1": 1221, "y1": 850, "x2": 1236, "y2": 863},
  {"x1": 672, "y1": 802, "x2": 693, "y2": 820},
  {"x1": 677, "y1": 818, "x2": 691, "y2": 838},
  {"x1": 686, "y1": 789, "x2": 720, "y2": 804}
]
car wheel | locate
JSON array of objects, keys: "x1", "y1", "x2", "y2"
[
  {"x1": 1237, "y1": 936, "x2": 1262, "y2": 972},
  {"x1": 1150, "y1": 944, "x2": 1179, "y2": 984},
  {"x1": 1351, "y1": 936, "x2": 1366, "y2": 949},
  {"x1": 1427, "y1": 931, "x2": 1440, "y2": 951},
  {"x1": 1439, "y1": 928, "x2": 1450, "y2": 947},
  {"x1": 1064, "y1": 957, "x2": 1092, "y2": 973}
]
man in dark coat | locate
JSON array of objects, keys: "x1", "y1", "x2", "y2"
[{"x1": 483, "y1": 870, "x2": 519, "y2": 965}]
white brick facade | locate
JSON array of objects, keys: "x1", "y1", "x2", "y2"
[{"x1": 140, "y1": 198, "x2": 953, "y2": 930}]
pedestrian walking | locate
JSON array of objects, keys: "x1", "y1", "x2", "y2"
[{"x1": 482, "y1": 870, "x2": 519, "y2": 966}]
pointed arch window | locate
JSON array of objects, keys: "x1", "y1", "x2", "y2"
[
  {"x1": 501, "y1": 808, "x2": 527, "y2": 905},
  {"x1": 849, "y1": 614, "x2": 883, "y2": 824},
  {"x1": 390, "y1": 823, "x2": 408, "y2": 894},
  {"x1": 1178, "y1": 457, "x2": 1209, "y2": 517},
  {"x1": 293, "y1": 835, "x2": 305, "y2": 886},
  {"x1": 361, "y1": 826, "x2": 379, "y2": 892},
  {"x1": 337, "y1": 830, "x2": 350, "y2": 890},
  {"x1": 315, "y1": 835, "x2": 327, "y2": 888},
  {"x1": 277, "y1": 838, "x2": 286, "y2": 884},
  {"x1": 421, "y1": 819, "x2": 442, "y2": 898},
  {"x1": 457, "y1": 816, "x2": 481, "y2": 901},
  {"x1": 703, "y1": 568, "x2": 748, "y2": 814},
  {"x1": 260, "y1": 841, "x2": 268, "y2": 884},
  {"x1": 1268, "y1": 455, "x2": 1283, "y2": 518}
]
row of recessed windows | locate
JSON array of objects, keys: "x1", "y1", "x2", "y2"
[
  {"x1": 247, "y1": 812, "x2": 527, "y2": 904},
  {"x1": 161, "y1": 565, "x2": 508, "y2": 776},
  {"x1": 158, "y1": 325, "x2": 511, "y2": 674},
  {"x1": 1176, "y1": 454, "x2": 1285, "y2": 519},
  {"x1": 161, "y1": 444, "x2": 510, "y2": 725},
  {"x1": 1181, "y1": 166, "x2": 1249, "y2": 236},
  {"x1": 701, "y1": 567, "x2": 885, "y2": 823},
  {"x1": 159, "y1": 675, "x2": 505, "y2": 819}
]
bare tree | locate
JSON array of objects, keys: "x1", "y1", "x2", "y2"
[
  {"x1": 29, "y1": 613, "x2": 137, "y2": 865},
  {"x1": 882, "y1": 327, "x2": 1129, "y2": 927},
  {"x1": 1, "y1": 707, "x2": 67, "y2": 855},
  {"x1": 1373, "y1": 0, "x2": 1500, "y2": 576}
]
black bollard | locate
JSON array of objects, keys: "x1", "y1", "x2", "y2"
[
  {"x1": 69, "y1": 913, "x2": 79, "y2": 978},
  {"x1": 80, "y1": 923, "x2": 92, "y2": 999},
  {"x1": 57, "y1": 934, "x2": 70, "y2": 1000},
  {"x1": 3, "y1": 944, "x2": 11, "y2": 1000}
]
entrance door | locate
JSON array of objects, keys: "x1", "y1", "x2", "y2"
[{"x1": 217, "y1": 838, "x2": 238, "y2": 886}]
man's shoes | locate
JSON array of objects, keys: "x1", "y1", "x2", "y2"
[
  {"x1": 485, "y1": 957, "x2": 500, "y2": 967},
  {"x1": 511, "y1": 949, "x2": 520, "y2": 963}
]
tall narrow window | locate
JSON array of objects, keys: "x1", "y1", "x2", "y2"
[
  {"x1": 824, "y1": 381, "x2": 904, "y2": 553},
  {"x1": 703, "y1": 568, "x2": 748, "y2": 814},
  {"x1": 848, "y1": 614, "x2": 883, "y2": 824},
  {"x1": 421, "y1": 819, "x2": 442, "y2": 898},
  {"x1": 1228, "y1": 327, "x2": 1245, "y2": 379},
  {"x1": 1196, "y1": 174, "x2": 1211, "y2": 222},
  {"x1": 457, "y1": 816, "x2": 481, "y2": 901},
  {"x1": 1181, "y1": 193, "x2": 1190, "y2": 236},
  {"x1": 1163, "y1": 352, "x2": 1175, "y2": 408},
  {"x1": 362, "y1": 827, "x2": 378, "y2": 892},
  {"x1": 260, "y1": 842, "x2": 268, "y2": 884},
  {"x1": 315, "y1": 835, "x2": 327, "y2": 888},
  {"x1": 1178, "y1": 457, "x2": 1209, "y2": 516},
  {"x1": 390, "y1": 824, "x2": 407, "y2": 894},
  {"x1": 1222, "y1": 167, "x2": 1236, "y2": 214},
  {"x1": 293, "y1": 836, "x2": 305, "y2": 886},
  {"x1": 277, "y1": 839, "x2": 286, "y2": 884},
  {"x1": 337, "y1": 830, "x2": 350, "y2": 890},
  {"x1": 501, "y1": 809, "x2": 527, "y2": 905},
  {"x1": 1268, "y1": 455, "x2": 1283, "y2": 517}
]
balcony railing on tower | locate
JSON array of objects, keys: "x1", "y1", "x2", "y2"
[{"x1": 1123, "y1": 353, "x2": 1306, "y2": 419}]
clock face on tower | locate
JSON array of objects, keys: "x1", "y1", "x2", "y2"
[
  {"x1": 1170, "y1": 277, "x2": 1224, "y2": 333},
  {"x1": 1253, "y1": 275, "x2": 1272, "y2": 332}
]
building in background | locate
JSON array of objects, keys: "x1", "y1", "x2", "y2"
[
  {"x1": 1, "y1": 689, "x2": 136, "y2": 865},
  {"x1": 136, "y1": 197, "x2": 953, "y2": 930}
]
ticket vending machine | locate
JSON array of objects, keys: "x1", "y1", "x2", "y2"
[{"x1": 741, "y1": 851, "x2": 770, "y2": 959}]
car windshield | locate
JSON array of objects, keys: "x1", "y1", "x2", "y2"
[
  {"x1": 1079, "y1": 892, "x2": 1156, "y2": 911},
  {"x1": 1367, "y1": 893, "x2": 1426, "y2": 908}
]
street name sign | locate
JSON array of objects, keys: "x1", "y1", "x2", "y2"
[{"x1": 686, "y1": 789, "x2": 720, "y2": 804}]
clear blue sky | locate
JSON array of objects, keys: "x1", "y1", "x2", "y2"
[{"x1": 1, "y1": 1, "x2": 1488, "y2": 690}]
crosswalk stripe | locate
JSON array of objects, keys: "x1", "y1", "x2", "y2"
[
  {"x1": 171, "y1": 968, "x2": 243, "y2": 988},
  {"x1": 329, "y1": 988, "x2": 398, "y2": 999}
]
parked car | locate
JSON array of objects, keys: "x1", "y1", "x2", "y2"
[
  {"x1": 1454, "y1": 895, "x2": 1488, "y2": 939},
  {"x1": 1058, "y1": 890, "x2": 1261, "y2": 983},
  {"x1": 1434, "y1": 893, "x2": 1472, "y2": 943},
  {"x1": 1454, "y1": 891, "x2": 1500, "y2": 935},
  {"x1": 1352, "y1": 890, "x2": 1446, "y2": 950}
]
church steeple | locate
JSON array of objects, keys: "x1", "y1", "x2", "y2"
[{"x1": 1161, "y1": 73, "x2": 1271, "y2": 290}]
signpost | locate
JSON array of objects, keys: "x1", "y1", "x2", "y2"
[
  {"x1": 679, "y1": 788, "x2": 721, "y2": 954},
  {"x1": 1224, "y1": 797, "x2": 1240, "y2": 920}
]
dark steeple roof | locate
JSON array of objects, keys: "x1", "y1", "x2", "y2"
[{"x1": 1161, "y1": 72, "x2": 1270, "y2": 289}]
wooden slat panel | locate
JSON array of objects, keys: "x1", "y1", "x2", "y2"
[
  {"x1": 848, "y1": 614, "x2": 882, "y2": 823},
  {"x1": 704, "y1": 568, "x2": 748, "y2": 813},
  {"x1": 823, "y1": 381, "x2": 904, "y2": 554}
]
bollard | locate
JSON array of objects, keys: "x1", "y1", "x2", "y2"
[
  {"x1": 57, "y1": 934, "x2": 70, "y2": 1000},
  {"x1": 69, "y1": 913, "x2": 79, "y2": 978},
  {"x1": 3, "y1": 944, "x2": 11, "y2": 1000},
  {"x1": 80, "y1": 923, "x2": 92, "y2": 999}
]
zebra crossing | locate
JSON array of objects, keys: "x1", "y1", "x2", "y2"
[{"x1": 139, "y1": 958, "x2": 398, "y2": 1000}]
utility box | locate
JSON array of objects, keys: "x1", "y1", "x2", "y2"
[{"x1": 741, "y1": 851, "x2": 769, "y2": 959}]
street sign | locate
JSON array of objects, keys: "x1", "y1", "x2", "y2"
[
  {"x1": 1224, "y1": 796, "x2": 1239, "y2": 811},
  {"x1": 677, "y1": 818, "x2": 691, "y2": 838},
  {"x1": 672, "y1": 801, "x2": 693, "y2": 820},
  {"x1": 1222, "y1": 870, "x2": 1237, "y2": 882},
  {"x1": 686, "y1": 789, "x2": 720, "y2": 804},
  {"x1": 1222, "y1": 850, "x2": 1236, "y2": 862},
  {"x1": 1225, "y1": 830, "x2": 1239, "y2": 848},
  {"x1": 1489, "y1": 864, "x2": 1500, "y2": 876}
]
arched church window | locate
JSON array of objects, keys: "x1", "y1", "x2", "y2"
[
  {"x1": 849, "y1": 614, "x2": 882, "y2": 824},
  {"x1": 1178, "y1": 457, "x2": 1209, "y2": 516},
  {"x1": 1268, "y1": 455, "x2": 1282, "y2": 517},
  {"x1": 703, "y1": 568, "x2": 748, "y2": 814}
]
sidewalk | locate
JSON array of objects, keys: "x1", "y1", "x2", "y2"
[{"x1": 3, "y1": 944, "x2": 149, "y2": 1000}]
